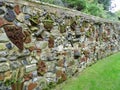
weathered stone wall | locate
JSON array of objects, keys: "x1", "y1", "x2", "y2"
[{"x1": 0, "y1": 0, "x2": 120, "y2": 90}]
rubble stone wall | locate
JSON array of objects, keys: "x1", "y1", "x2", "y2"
[{"x1": 0, "y1": 0, "x2": 120, "y2": 90}]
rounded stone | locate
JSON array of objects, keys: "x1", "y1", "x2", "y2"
[{"x1": 4, "y1": 9, "x2": 16, "y2": 22}]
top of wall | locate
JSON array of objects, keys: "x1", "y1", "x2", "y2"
[{"x1": 5, "y1": 0, "x2": 120, "y2": 25}]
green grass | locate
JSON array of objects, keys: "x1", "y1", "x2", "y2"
[{"x1": 54, "y1": 52, "x2": 120, "y2": 90}]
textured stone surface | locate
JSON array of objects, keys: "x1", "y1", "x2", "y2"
[{"x1": 0, "y1": 0, "x2": 119, "y2": 90}]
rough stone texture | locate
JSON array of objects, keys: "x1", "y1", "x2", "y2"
[{"x1": 0, "y1": 0, "x2": 120, "y2": 90}]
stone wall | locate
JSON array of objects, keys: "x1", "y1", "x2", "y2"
[{"x1": 0, "y1": 0, "x2": 120, "y2": 90}]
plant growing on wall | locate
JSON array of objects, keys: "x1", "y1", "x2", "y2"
[{"x1": 43, "y1": 13, "x2": 54, "y2": 32}]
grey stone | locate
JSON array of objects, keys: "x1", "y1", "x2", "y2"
[
  {"x1": 25, "y1": 64, "x2": 37, "y2": 73},
  {"x1": 0, "y1": 57, "x2": 7, "y2": 62},
  {"x1": 21, "y1": 59, "x2": 29, "y2": 65},
  {"x1": 0, "y1": 51, "x2": 8, "y2": 57},
  {"x1": 10, "y1": 61, "x2": 21, "y2": 69},
  {"x1": 4, "y1": 9, "x2": 16, "y2": 22},
  {"x1": 0, "y1": 2, "x2": 4, "y2": 7},
  {"x1": 9, "y1": 56, "x2": 17, "y2": 61},
  {"x1": 0, "y1": 63, "x2": 10, "y2": 72},
  {"x1": 35, "y1": 41, "x2": 48, "y2": 49}
]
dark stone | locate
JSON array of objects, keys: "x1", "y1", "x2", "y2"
[
  {"x1": 6, "y1": 4, "x2": 14, "y2": 10},
  {"x1": 4, "y1": 9, "x2": 16, "y2": 22},
  {"x1": 6, "y1": 43, "x2": 12, "y2": 49},
  {"x1": 0, "y1": 2, "x2": 4, "y2": 7},
  {"x1": 4, "y1": 25, "x2": 24, "y2": 51},
  {"x1": 74, "y1": 50, "x2": 80, "y2": 59},
  {"x1": 0, "y1": 9, "x2": 5, "y2": 15}
]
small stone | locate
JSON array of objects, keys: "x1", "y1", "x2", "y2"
[
  {"x1": 25, "y1": 14, "x2": 30, "y2": 20},
  {"x1": 9, "y1": 56, "x2": 17, "y2": 61},
  {"x1": 44, "y1": 72, "x2": 56, "y2": 78},
  {"x1": 0, "y1": 9, "x2": 5, "y2": 15},
  {"x1": 0, "y1": 51, "x2": 8, "y2": 57},
  {"x1": 0, "y1": 43, "x2": 6, "y2": 51},
  {"x1": 35, "y1": 41, "x2": 48, "y2": 49},
  {"x1": 28, "y1": 83, "x2": 37, "y2": 90},
  {"x1": 16, "y1": 13, "x2": 25, "y2": 22},
  {"x1": 4, "y1": 9, "x2": 16, "y2": 22},
  {"x1": 0, "y1": 2, "x2": 4, "y2": 7},
  {"x1": 0, "y1": 63, "x2": 10, "y2": 73},
  {"x1": 25, "y1": 64, "x2": 37, "y2": 73},
  {"x1": 14, "y1": 5, "x2": 21, "y2": 15},
  {"x1": 37, "y1": 61, "x2": 47, "y2": 76},
  {"x1": 10, "y1": 61, "x2": 21, "y2": 69},
  {"x1": 0, "y1": 57, "x2": 7, "y2": 62},
  {"x1": 30, "y1": 27, "x2": 39, "y2": 32},
  {"x1": 21, "y1": 59, "x2": 29, "y2": 65},
  {"x1": 6, "y1": 3, "x2": 14, "y2": 9},
  {"x1": 6, "y1": 42, "x2": 13, "y2": 49},
  {"x1": 31, "y1": 58, "x2": 38, "y2": 64}
]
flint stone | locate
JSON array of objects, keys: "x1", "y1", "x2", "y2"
[
  {"x1": 0, "y1": 2, "x2": 4, "y2": 7},
  {"x1": 19, "y1": 49, "x2": 30, "y2": 57},
  {"x1": 4, "y1": 9, "x2": 16, "y2": 22},
  {"x1": 46, "y1": 62, "x2": 56, "y2": 72},
  {"x1": 0, "y1": 51, "x2": 8, "y2": 57},
  {"x1": 9, "y1": 56, "x2": 17, "y2": 61},
  {"x1": 35, "y1": 41, "x2": 48, "y2": 49},
  {"x1": 44, "y1": 72, "x2": 56, "y2": 78},
  {"x1": 10, "y1": 61, "x2": 21, "y2": 69},
  {"x1": 0, "y1": 57, "x2": 7, "y2": 62},
  {"x1": 25, "y1": 14, "x2": 30, "y2": 20},
  {"x1": 6, "y1": 42, "x2": 13, "y2": 49},
  {"x1": 31, "y1": 58, "x2": 38, "y2": 64},
  {"x1": 0, "y1": 63, "x2": 10, "y2": 72},
  {"x1": 25, "y1": 64, "x2": 37, "y2": 73},
  {"x1": 21, "y1": 59, "x2": 29, "y2": 65}
]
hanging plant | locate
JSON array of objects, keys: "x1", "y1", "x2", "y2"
[
  {"x1": 80, "y1": 26, "x2": 85, "y2": 32},
  {"x1": 29, "y1": 14, "x2": 40, "y2": 26},
  {"x1": 23, "y1": 30, "x2": 31, "y2": 44},
  {"x1": 85, "y1": 30, "x2": 91, "y2": 38},
  {"x1": 82, "y1": 21, "x2": 89, "y2": 28},
  {"x1": 70, "y1": 17, "x2": 77, "y2": 31},
  {"x1": 59, "y1": 24, "x2": 66, "y2": 33},
  {"x1": 43, "y1": 14, "x2": 54, "y2": 32}
]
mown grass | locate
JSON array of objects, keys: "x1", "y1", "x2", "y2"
[{"x1": 54, "y1": 52, "x2": 120, "y2": 90}]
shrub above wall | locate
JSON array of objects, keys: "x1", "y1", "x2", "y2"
[{"x1": 0, "y1": 0, "x2": 120, "y2": 90}]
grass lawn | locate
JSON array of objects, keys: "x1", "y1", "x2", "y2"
[{"x1": 54, "y1": 52, "x2": 120, "y2": 90}]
